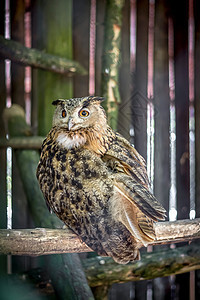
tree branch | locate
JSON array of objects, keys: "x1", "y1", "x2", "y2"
[
  {"x1": 83, "y1": 242, "x2": 200, "y2": 287},
  {"x1": 0, "y1": 35, "x2": 87, "y2": 75},
  {"x1": 0, "y1": 137, "x2": 45, "y2": 149},
  {"x1": 0, "y1": 218, "x2": 200, "y2": 256}
]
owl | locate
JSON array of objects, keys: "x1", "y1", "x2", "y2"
[{"x1": 36, "y1": 96, "x2": 166, "y2": 264}]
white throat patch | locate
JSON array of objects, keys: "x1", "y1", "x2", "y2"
[{"x1": 56, "y1": 133, "x2": 86, "y2": 149}]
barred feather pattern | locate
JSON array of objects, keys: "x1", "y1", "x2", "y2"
[{"x1": 37, "y1": 96, "x2": 166, "y2": 264}]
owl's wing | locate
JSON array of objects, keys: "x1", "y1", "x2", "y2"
[
  {"x1": 114, "y1": 173, "x2": 166, "y2": 221},
  {"x1": 103, "y1": 133, "x2": 166, "y2": 244},
  {"x1": 104, "y1": 132, "x2": 150, "y2": 187}
]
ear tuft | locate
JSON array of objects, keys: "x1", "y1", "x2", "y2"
[
  {"x1": 52, "y1": 99, "x2": 64, "y2": 106},
  {"x1": 82, "y1": 96, "x2": 105, "y2": 107},
  {"x1": 88, "y1": 96, "x2": 105, "y2": 103}
]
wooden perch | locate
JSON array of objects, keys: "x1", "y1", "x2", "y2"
[
  {"x1": 0, "y1": 35, "x2": 87, "y2": 75},
  {"x1": 0, "y1": 218, "x2": 200, "y2": 256},
  {"x1": 1, "y1": 222, "x2": 200, "y2": 286}
]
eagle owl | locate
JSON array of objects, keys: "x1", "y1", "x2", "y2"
[{"x1": 37, "y1": 96, "x2": 166, "y2": 264}]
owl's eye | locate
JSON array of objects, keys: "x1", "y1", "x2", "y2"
[
  {"x1": 79, "y1": 109, "x2": 90, "y2": 118},
  {"x1": 62, "y1": 110, "x2": 67, "y2": 118}
]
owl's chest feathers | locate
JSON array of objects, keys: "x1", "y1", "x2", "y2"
[
  {"x1": 56, "y1": 132, "x2": 86, "y2": 149},
  {"x1": 55, "y1": 126, "x2": 115, "y2": 155}
]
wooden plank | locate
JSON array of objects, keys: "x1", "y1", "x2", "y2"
[
  {"x1": 10, "y1": 0, "x2": 27, "y2": 230},
  {"x1": 153, "y1": 3, "x2": 171, "y2": 298},
  {"x1": 132, "y1": 0, "x2": 149, "y2": 161},
  {"x1": 173, "y1": 0, "x2": 190, "y2": 220},
  {"x1": 133, "y1": 2, "x2": 149, "y2": 298},
  {"x1": 194, "y1": 0, "x2": 200, "y2": 218},
  {"x1": 109, "y1": 282, "x2": 134, "y2": 300},
  {"x1": 118, "y1": 0, "x2": 131, "y2": 140},
  {"x1": 95, "y1": 0, "x2": 106, "y2": 96},
  {"x1": 112, "y1": 2, "x2": 133, "y2": 297},
  {"x1": 9, "y1": 0, "x2": 26, "y2": 217},
  {"x1": 73, "y1": 0, "x2": 90, "y2": 97},
  {"x1": 154, "y1": 0, "x2": 170, "y2": 213},
  {"x1": 0, "y1": 0, "x2": 7, "y2": 231},
  {"x1": 10, "y1": 0, "x2": 25, "y2": 108},
  {"x1": 194, "y1": 0, "x2": 200, "y2": 298},
  {"x1": 10, "y1": 0, "x2": 31, "y2": 274},
  {"x1": 0, "y1": 0, "x2": 7, "y2": 275},
  {"x1": 172, "y1": 0, "x2": 190, "y2": 298}
]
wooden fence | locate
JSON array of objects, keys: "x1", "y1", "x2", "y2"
[{"x1": 0, "y1": 0, "x2": 200, "y2": 299}]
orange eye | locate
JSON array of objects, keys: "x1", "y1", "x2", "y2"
[
  {"x1": 62, "y1": 110, "x2": 67, "y2": 118},
  {"x1": 79, "y1": 109, "x2": 89, "y2": 117}
]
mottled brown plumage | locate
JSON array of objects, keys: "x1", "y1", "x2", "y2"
[{"x1": 37, "y1": 96, "x2": 166, "y2": 264}]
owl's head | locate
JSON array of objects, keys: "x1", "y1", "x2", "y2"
[{"x1": 52, "y1": 96, "x2": 107, "y2": 131}]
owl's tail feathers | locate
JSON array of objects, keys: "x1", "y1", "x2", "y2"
[
  {"x1": 111, "y1": 248, "x2": 140, "y2": 264},
  {"x1": 100, "y1": 236, "x2": 141, "y2": 264},
  {"x1": 114, "y1": 174, "x2": 167, "y2": 222},
  {"x1": 111, "y1": 185, "x2": 155, "y2": 247}
]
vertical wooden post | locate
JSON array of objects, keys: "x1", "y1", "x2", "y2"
[
  {"x1": 10, "y1": 0, "x2": 27, "y2": 230},
  {"x1": 173, "y1": 0, "x2": 190, "y2": 221},
  {"x1": 133, "y1": 1, "x2": 149, "y2": 299},
  {"x1": 10, "y1": 0, "x2": 25, "y2": 108},
  {"x1": 194, "y1": 1, "x2": 200, "y2": 217},
  {"x1": 10, "y1": 0, "x2": 28, "y2": 228},
  {"x1": 118, "y1": 0, "x2": 131, "y2": 141},
  {"x1": 0, "y1": 0, "x2": 7, "y2": 229},
  {"x1": 194, "y1": 0, "x2": 200, "y2": 298},
  {"x1": 153, "y1": 2, "x2": 171, "y2": 299},
  {"x1": 173, "y1": 0, "x2": 190, "y2": 298},
  {"x1": 10, "y1": 0, "x2": 31, "y2": 273},
  {"x1": 31, "y1": 0, "x2": 73, "y2": 136},
  {"x1": 154, "y1": 0, "x2": 170, "y2": 213},
  {"x1": 132, "y1": 0, "x2": 149, "y2": 161},
  {"x1": 0, "y1": 0, "x2": 7, "y2": 275},
  {"x1": 95, "y1": 0, "x2": 106, "y2": 97},
  {"x1": 73, "y1": 0, "x2": 90, "y2": 97}
]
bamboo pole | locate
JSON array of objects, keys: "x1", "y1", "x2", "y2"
[
  {"x1": 0, "y1": 218, "x2": 200, "y2": 256},
  {"x1": 0, "y1": 35, "x2": 87, "y2": 76}
]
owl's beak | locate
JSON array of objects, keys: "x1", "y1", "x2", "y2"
[{"x1": 67, "y1": 117, "x2": 74, "y2": 130}]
